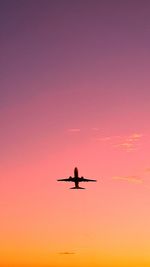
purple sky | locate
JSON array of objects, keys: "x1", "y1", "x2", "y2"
[
  {"x1": 1, "y1": 1, "x2": 150, "y2": 107},
  {"x1": 1, "y1": 2, "x2": 150, "y2": 266}
]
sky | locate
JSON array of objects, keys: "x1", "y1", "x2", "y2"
[{"x1": 1, "y1": 1, "x2": 150, "y2": 266}]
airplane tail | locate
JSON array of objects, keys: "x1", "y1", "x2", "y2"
[{"x1": 70, "y1": 187, "x2": 85, "y2": 190}]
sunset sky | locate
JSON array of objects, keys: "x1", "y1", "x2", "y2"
[{"x1": 1, "y1": 1, "x2": 150, "y2": 266}]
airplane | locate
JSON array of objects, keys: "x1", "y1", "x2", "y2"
[{"x1": 57, "y1": 167, "x2": 97, "y2": 189}]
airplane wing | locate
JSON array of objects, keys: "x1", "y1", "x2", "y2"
[
  {"x1": 57, "y1": 177, "x2": 74, "y2": 182},
  {"x1": 80, "y1": 177, "x2": 97, "y2": 182}
]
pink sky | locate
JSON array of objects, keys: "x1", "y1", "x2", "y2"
[{"x1": 1, "y1": 1, "x2": 150, "y2": 266}]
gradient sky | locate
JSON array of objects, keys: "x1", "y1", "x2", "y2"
[{"x1": 1, "y1": 1, "x2": 150, "y2": 266}]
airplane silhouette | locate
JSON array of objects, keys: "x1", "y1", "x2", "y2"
[{"x1": 57, "y1": 167, "x2": 97, "y2": 189}]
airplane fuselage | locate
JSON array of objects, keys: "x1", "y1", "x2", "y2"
[
  {"x1": 74, "y1": 167, "x2": 78, "y2": 178},
  {"x1": 73, "y1": 167, "x2": 82, "y2": 188}
]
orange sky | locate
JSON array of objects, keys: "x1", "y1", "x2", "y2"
[{"x1": 1, "y1": 1, "x2": 150, "y2": 267}]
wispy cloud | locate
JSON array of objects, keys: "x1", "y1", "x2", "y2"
[
  {"x1": 112, "y1": 176, "x2": 143, "y2": 183},
  {"x1": 96, "y1": 133, "x2": 142, "y2": 140},
  {"x1": 114, "y1": 142, "x2": 136, "y2": 152},
  {"x1": 96, "y1": 136, "x2": 111, "y2": 141},
  {"x1": 95, "y1": 135, "x2": 121, "y2": 141},
  {"x1": 144, "y1": 168, "x2": 150, "y2": 173},
  {"x1": 114, "y1": 133, "x2": 143, "y2": 152},
  {"x1": 58, "y1": 251, "x2": 76, "y2": 255},
  {"x1": 130, "y1": 133, "x2": 143, "y2": 140}
]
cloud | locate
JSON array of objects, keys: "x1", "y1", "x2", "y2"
[
  {"x1": 125, "y1": 133, "x2": 143, "y2": 143},
  {"x1": 144, "y1": 168, "x2": 150, "y2": 173},
  {"x1": 112, "y1": 176, "x2": 143, "y2": 183},
  {"x1": 93, "y1": 132, "x2": 143, "y2": 152},
  {"x1": 114, "y1": 142, "x2": 136, "y2": 152},
  {"x1": 130, "y1": 133, "x2": 143, "y2": 139},
  {"x1": 114, "y1": 133, "x2": 142, "y2": 152},
  {"x1": 95, "y1": 133, "x2": 142, "y2": 143},
  {"x1": 67, "y1": 128, "x2": 81, "y2": 132},
  {"x1": 58, "y1": 251, "x2": 75, "y2": 255}
]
